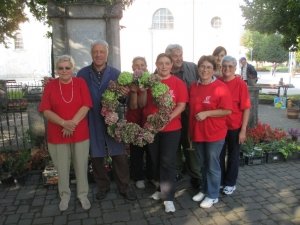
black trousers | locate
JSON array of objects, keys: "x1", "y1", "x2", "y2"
[
  {"x1": 130, "y1": 144, "x2": 152, "y2": 181},
  {"x1": 220, "y1": 129, "x2": 241, "y2": 186},
  {"x1": 91, "y1": 154, "x2": 130, "y2": 194},
  {"x1": 148, "y1": 130, "x2": 181, "y2": 201}
]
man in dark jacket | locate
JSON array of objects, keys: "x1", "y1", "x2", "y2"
[{"x1": 239, "y1": 57, "x2": 257, "y2": 86}]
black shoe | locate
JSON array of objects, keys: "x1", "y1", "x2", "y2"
[
  {"x1": 175, "y1": 173, "x2": 183, "y2": 182},
  {"x1": 96, "y1": 189, "x2": 109, "y2": 200},
  {"x1": 120, "y1": 188, "x2": 137, "y2": 201},
  {"x1": 190, "y1": 178, "x2": 201, "y2": 190}
]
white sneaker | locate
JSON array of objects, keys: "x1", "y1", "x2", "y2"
[
  {"x1": 136, "y1": 180, "x2": 145, "y2": 189},
  {"x1": 151, "y1": 191, "x2": 161, "y2": 200},
  {"x1": 192, "y1": 192, "x2": 205, "y2": 202},
  {"x1": 59, "y1": 199, "x2": 69, "y2": 211},
  {"x1": 164, "y1": 201, "x2": 176, "y2": 213},
  {"x1": 223, "y1": 185, "x2": 236, "y2": 195},
  {"x1": 200, "y1": 197, "x2": 218, "y2": 208},
  {"x1": 80, "y1": 198, "x2": 91, "y2": 210}
]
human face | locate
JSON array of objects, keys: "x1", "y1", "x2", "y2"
[
  {"x1": 132, "y1": 59, "x2": 147, "y2": 72},
  {"x1": 198, "y1": 61, "x2": 214, "y2": 84},
  {"x1": 169, "y1": 49, "x2": 183, "y2": 70},
  {"x1": 156, "y1": 56, "x2": 173, "y2": 79},
  {"x1": 57, "y1": 61, "x2": 73, "y2": 83},
  {"x1": 214, "y1": 50, "x2": 226, "y2": 66},
  {"x1": 222, "y1": 62, "x2": 236, "y2": 80},
  {"x1": 91, "y1": 44, "x2": 108, "y2": 70}
]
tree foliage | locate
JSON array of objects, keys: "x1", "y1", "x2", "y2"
[
  {"x1": 241, "y1": 0, "x2": 300, "y2": 50},
  {"x1": 241, "y1": 30, "x2": 288, "y2": 63},
  {"x1": 0, "y1": 0, "x2": 133, "y2": 47}
]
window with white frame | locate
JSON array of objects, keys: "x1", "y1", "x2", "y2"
[{"x1": 152, "y1": 8, "x2": 174, "y2": 30}]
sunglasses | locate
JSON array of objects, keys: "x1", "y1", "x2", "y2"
[
  {"x1": 222, "y1": 65, "x2": 235, "y2": 69},
  {"x1": 58, "y1": 67, "x2": 72, "y2": 71}
]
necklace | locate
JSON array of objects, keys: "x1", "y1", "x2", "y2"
[{"x1": 59, "y1": 79, "x2": 73, "y2": 103}]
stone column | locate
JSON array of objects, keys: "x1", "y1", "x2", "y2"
[{"x1": 248, "y1": 86, "x2": 260, "y2": 128}]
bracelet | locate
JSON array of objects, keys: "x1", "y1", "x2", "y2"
[{"x1": 61, "y1": 120, "x2": 65, "y2": 126}]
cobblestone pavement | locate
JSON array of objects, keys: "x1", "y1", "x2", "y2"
[
  {"x1": 1, "y1": 104, "x2": 299, "y2": 225},
  {"x1": 0, "y1": 160, "x2": 299, "y2": 225}
]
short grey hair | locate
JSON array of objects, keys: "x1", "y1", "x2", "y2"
[
  {"x1": 90, "y1": 40, "x2": 109, "y2": 53},
  {"x1": 165, "y1": 44, "x2": 183, "y2": 55},
  {"x1": 55, "y1": 55, "x2": 75, "y2": 69},
  {"x1": 222, "y1": 55, "x2": 237, "y2": 67}
]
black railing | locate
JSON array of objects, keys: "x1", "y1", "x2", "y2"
[{"x1": 0, "y1": 80, "x2": 44, "y2": 151}]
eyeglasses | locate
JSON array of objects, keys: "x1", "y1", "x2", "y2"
[
  {"x1": 222, "y1": 65, "x2": 235, "y2": 69},
  {"x1": 199, "y1": 65, "x2": 213, "y2": 70},
  {"x1": 58, "y1": 67, "x2": 72, "y2": 71}
]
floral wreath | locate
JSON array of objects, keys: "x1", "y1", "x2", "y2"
[{"x1": 101, "y1": 71, "x2": 175, "y2": 147}]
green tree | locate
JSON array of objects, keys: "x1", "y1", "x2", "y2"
[
  {"x1": 241, "y1": 30, "x2": 288, "y2": 63},
  {"x1": 0, "y1": 0, "x2": 133, "y2": 47},
  {"x1": 241, "y1": 0, "x2": 300, "y2": 50}
]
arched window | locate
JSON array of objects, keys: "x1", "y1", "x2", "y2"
[
  {"x1": 14, "y1": 32, "x2": 24, "y2": 50},
  {"x1": 211, "y1": 16, "x2": 222, "y2": 29},
  {"x1": 152, "y1": 8, "x2": 174, "y2": 30}
]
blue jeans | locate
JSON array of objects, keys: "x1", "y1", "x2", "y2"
[{"x1": 195, "y1": 140, "x2": 224, "y2": 199}]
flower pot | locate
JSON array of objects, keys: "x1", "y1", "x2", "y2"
[
  {"x1": 266, "y1": 152, "x2": 285, "y2": 163},
  {"x1": 286, "y1": 108, "x2": 300, "y2": 119}
]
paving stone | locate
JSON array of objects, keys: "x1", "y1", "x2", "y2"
[
  {"x1": 68, "y1": 212, "x2": 88, "y2": 220},
  {"x1": 5, "y1": 213, "x2": 20, "y2": 224},
  {"x1": 82, "y1": 218, "x2": 97, "y2": 225},
  {"x1": 103, "y1": 211, "x2": 130, "y2": 223},
  {"x1": 17, "y1": 219, "x2": 32, "y2": 225},
  {"x1": 32, "y1": 217, "x2": 53, "y2": 224},
  {"x1": 127, "y1": 219, "x2": 148, "y2": 225},
  {"x1": 42, "y1": 204, "x2": 60, "y2": 217},
  {"x1": 53, "y1": 215, "x2": 67, "y2": 225},
  {"x1": 16, "y1": 205, "x2": 29, "y2": 214}
]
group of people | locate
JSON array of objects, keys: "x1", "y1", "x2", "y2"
[{"x1": 39, "y1": 40, "x2": 251, "y2": 213}]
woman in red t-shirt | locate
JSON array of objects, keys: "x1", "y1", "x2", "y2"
[
  {"x1": 219, "y1": 56, "x2": 251, "y2": 195},
  {"x1": 126, "y1": 56, "x2": 153, "y2": 189},
  {"x1": 139, "y1": 53, "x2": 188, "y2": 213},
  {"x1": 189, "y1": 55, "x2": 232, "y2": 208},
  {"x1": 39, "y1": 55, "x2": 92, "y2": 211}
]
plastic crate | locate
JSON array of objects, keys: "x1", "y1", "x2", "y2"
[
  {"x1": 245, "y1": 155, "x2": 266, "y2": 165},
  {"x1": 266, "y1": 152, "x2": 285, "y2": 163}
]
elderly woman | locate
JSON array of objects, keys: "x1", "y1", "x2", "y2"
[
  {"x1": 189, "y1": 55, "x2": 232, "y2": 208},
  {"x1": 219, "y1": 56, "x2": 251, "y2": 195},
  {"x1": 39, "y1": 55, "x2": 92, "y2": 211}
]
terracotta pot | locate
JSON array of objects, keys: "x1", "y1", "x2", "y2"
[{"x1": 286, "y1": 108, "x2": 300, "y2": 119}]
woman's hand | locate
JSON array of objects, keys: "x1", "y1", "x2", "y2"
[
  {"x1": 239, "y1": 129, "x2": 247, "y2": 144},
  {"x1": 61, "y1": 120, "x2": 76, "y2": 132},
  {"x1": 62, "y1": 128, "x2": 73, "y2": 138},
  {"x1": 195, "y1": 111, "x2": 208, "y2": 121}
]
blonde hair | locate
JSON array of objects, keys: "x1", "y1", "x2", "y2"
[{"x1": 55, "y1": 55, "x2": 75, "y2": 69}]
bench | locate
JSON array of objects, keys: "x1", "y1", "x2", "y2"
[{"x1": 256, "y1": 83, "x2": 295, "y2": 98}]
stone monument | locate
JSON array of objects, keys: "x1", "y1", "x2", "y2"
[{"x1": 47, "y1": 0, "x2": 123, "y2": 72}]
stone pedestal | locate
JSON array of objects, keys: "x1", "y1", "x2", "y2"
[
  {"x1": 47, "y1": 1, "x2": 122, "y2": 72},
  {"x1": 248, "y1": 86, "x2": 260, "y2": 128}
]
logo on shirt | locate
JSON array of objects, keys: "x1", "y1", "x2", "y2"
[
  {"x1": 169, "y1": 90, "x2": 175, "y2": 98},
  {"x1": 203, "y1": 96, "x2": 211, "y2": 104}
]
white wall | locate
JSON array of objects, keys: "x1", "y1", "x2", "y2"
[
  {"x1": 0, "y1": 8, "x2": 51, "y2": 83},
  {"x1": 120, "y1": 0, "x2": 244, "y2": 72}
]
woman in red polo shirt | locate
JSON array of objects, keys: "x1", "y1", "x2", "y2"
[
  {"x1": 39, "y1": 55, "x2": 92, "y2": 211},
  {"x1": 219, "y1": 55, "x2": 251, "y2": 195},
  {"x1": 189, "y1": 55, "x2": 232, "y2": 208},
  {"x1": 139, "y1": 53, "x2": 188, "y2": 213}
]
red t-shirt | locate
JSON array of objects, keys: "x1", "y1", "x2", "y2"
[
  {"x1": 221, "y1": 76, "x2": 251, "y2": 130},
  {"x1": 39, "y1": 78, "x2": 92, "y2": 144},
  {"x1": 142, "y1": 75, "x2": 188, "y2": 132},
  {"x1": 189, "y1": 79, "x2": 232, "y2": 142}
]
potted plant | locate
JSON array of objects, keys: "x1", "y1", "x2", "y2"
[{"x1": 288, "y1": 128, "x2": 300, "y2": 142}]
